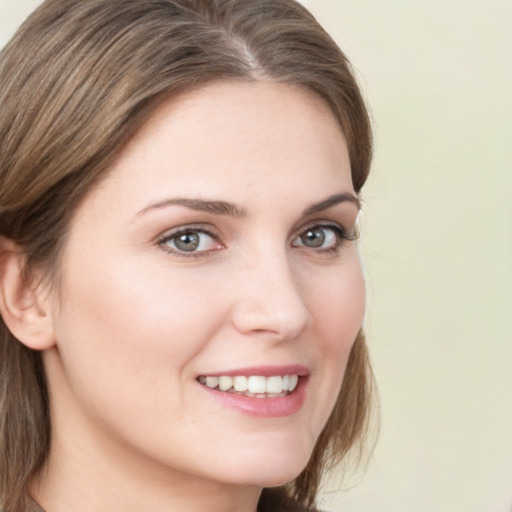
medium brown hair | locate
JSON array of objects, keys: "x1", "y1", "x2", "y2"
[{"x1": 0, "y1": 1, "x2": 374, "y2": 510}]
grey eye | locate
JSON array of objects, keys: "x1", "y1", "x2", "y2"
[
  {"x1": 174, "y1": 232, "x2": 201, "y2": 251},
  {"x1": 292, "y1": 224, "x2": 344, "y2": 251},
  {"x1": 300, "y1": 228, "x2": 326, "y2": 248},
  {"x1": 160, "y1": 228, "x2": 221, "y2": 255}
]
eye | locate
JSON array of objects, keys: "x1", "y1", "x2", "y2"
[
  {"x1": 158, "y1": 226, "x2": 222, "y2": 255},
  {"x1": 292, "y1": 224, "x2": 355, "y2": 251}
]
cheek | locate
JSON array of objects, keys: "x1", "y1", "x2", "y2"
[
  {"x1": 51, "y1": 255, "x2": 223, "y2": 415},
  {"x1": 47, "y1": 257, "x2": 238, "y2": 477},
  {"x1": 311, "y1": 256, "x2": 365, "y2": 353},
  {"x1": 304, "y1": 255, "x2": 365, "y2": 424}
]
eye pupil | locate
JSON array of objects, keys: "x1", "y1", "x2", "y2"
[
  {"x1": 175, "y1": 232, "x2": 200, "y2": 251},
  {"x1": 302, "y1": 228, "x2": 325, "y2": 247}
]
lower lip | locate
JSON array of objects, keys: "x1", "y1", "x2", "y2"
[{"x1": 199, "y1": 377, "x2": 308, "y2": 418}]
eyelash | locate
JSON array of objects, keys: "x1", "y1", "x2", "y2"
[
  {"x1": 157, "y1": 224, "x2": 221, "y2": 258},
  {"x1": 156, "y1": 222, "x2": 357, "y2": 257},
  {"x1": 292, "y1": 223, "x2": 358, "y2": 255}
]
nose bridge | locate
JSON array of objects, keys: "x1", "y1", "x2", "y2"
[{"x1": 231, "y1": 243, "x2": 312, "y2": 340}]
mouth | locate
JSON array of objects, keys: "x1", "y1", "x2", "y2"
[
  {"x1": 196, "y1": 365, "x2": 309, "y2": 417},
  {"x1": 197, "y1": 374, "x2": 300, "y2": 398}
]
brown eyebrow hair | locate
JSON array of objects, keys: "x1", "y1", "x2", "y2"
[
  {"x1": 137, "y1": 197, "x2": 248, "y2": 217},
  {"x1": 302, "y1": 192, "x2": 361, "y2": 216},
  {"x1": 137, "y1": 192, "x2": 360, "y2": 219}
]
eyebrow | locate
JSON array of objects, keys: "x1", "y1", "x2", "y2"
[
  {"x1": 137, "y1": 197, "x2": 247, "y2": 217},
  {"x1": 302, "y1": 193, "x2": 360, "y2": 216},
  {"x1": 137, "y1": 192, "x2": 359, "y2": 219}
]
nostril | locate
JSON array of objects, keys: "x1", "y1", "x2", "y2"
[
  {"x1": 229, "y1": 260, "x2": 311, "y2": 339},
  {"x1": 231, "y1": 300, "x2": 311, "y2": 341}
]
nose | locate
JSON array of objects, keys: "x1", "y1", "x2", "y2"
[{"x1": 230, "y1": 252, "x2": 313, "y2": 342}]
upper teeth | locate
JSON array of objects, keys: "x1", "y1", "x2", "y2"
[{"x1": 199, "y1": 375, "x2": 299, "y2": 395}]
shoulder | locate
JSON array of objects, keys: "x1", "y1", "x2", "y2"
[
  {"x1": 0, "y1": 498, "x2": 45, "y2": 512},
  {"x1": 25, "y1": 497, "x2": 45, "y2": 512},
  {"x1": 258, "y1": 488, "x2": 321, "y2": 512}
]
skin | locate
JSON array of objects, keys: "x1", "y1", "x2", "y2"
[{"x1": 34, "y1": 81, "x2": 365, "y2": 512}]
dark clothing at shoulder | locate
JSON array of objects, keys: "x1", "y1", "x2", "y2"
[
  {"x1": 25, "y1": 498, "x2": 45, "y2": 512},
  {"x1": 24, "y1": 488, "x2": 319, "y2": 512},
  {"x1": 258, "y1": 488, "x2": 320, "y2": 512}
]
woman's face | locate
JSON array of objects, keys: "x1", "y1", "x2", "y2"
[{"x1": 45, "y1": 82, "x2": 365, "y2": 491}]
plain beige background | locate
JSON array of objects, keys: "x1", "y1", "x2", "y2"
[{"x1": 1, "y1": 1, "x2": 511, "y2": 511}]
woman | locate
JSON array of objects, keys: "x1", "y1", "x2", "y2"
[{"x1": 0, "y1": 0, "x2": 374, "y2": 511}]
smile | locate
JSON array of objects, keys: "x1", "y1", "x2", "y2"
[{"x1": 197, "y1": 374, "x2": 299, "y2": 397}]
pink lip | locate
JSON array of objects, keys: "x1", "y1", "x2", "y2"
[
  {"x1": 197, "y1": 366, "x2": 310, "y2": 418},
  {"x1": 198, "y1": 364, "x2": 309, "y2": 378}
]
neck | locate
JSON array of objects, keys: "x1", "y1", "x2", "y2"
[
  {"x1": 32, "y1": 449, "x2": 261, "y2": 512},
  {"x1": 32, "y1": 419, "x2": 260, "y2": 512}
]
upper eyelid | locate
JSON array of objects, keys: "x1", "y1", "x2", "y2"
[
  {"x1": 294, "y1": 221, "x2": 359, "y2": 246},
  {"x1": 156, "y1": 225, "x2": 223, "y2": 257},
  {"x1": 294, "y1": 219, "x2": 349, "y2": 235},
  {"x1": 156, "y1": 223, "x2": 220, "y2": 242},
  {"x1": 154, "y1": 219, "x2": 356, "y2": 250},
  {"x1": 156, "y1": 220, "x2": 346, "y2": 237}
]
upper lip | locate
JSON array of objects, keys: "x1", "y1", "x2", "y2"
[{"x1": 197, "y1": 364, "x2": 309, "y2": 378}]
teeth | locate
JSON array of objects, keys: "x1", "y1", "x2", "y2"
[
  {"x1": 233, "y1": 376, "x2": 248, "y2": 392},
  {"x1": 248, "y1": 376, "x2": 267, "y2": 394},
  {"x1": 218, "y1": 376, "x2": 233, "y2": 391},
  {"x1": 199, "y1": 374, "x2": 301, "y2": 396},
  {"x1": 205, "y1": 376, "x2": 219, "y2": 389},
  {"x1": 266, "y1": 376, "x2": 283, "y2": 394},
  {"x1": 288, "y1": 374, "x2": 299, "y2": 392}
]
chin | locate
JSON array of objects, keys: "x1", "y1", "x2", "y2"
[
  {"x1": 220, "y1": 438, "x2": 314, "y2": 488},
  {"x1": 254, "y1": 466, "x2": 308, "y2": 488}
]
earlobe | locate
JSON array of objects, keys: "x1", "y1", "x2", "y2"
[{"x1": 0, "y1": 238, "x2": 56, "y2": 351}]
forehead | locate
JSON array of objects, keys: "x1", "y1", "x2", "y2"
[{"x1": 78, "y1": 81, "x2": 353, "y2": 221}]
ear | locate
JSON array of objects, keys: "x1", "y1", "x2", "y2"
[{"x1": 0, "y1": 238, "x2": 56, "y2": 350}]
